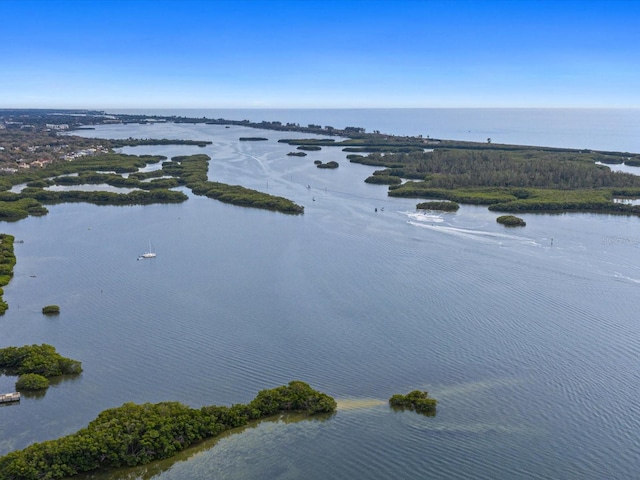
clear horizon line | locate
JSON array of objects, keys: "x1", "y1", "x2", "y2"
[{"x1": 3, "y1": 106, "x2": 640, "y2": 111}]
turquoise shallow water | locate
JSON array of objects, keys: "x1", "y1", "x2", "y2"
[{"x1": 1, "y1": 116, "x2": 640, "y2": 479}]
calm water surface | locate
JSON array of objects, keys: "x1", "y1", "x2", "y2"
[
  {"x1": 1, "y1": 118, "x2": 639, "y2": 479},
  {"x1": 113, "y1": 108, "x2": 640, "y2": 153}
]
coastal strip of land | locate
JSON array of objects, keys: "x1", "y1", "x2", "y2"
[
  {"x1": 2, "y1": 109, "x2": 640, "y2": 218},
  {"x1": 0, "y1": 233, "x2": 15, "y2": 314}
]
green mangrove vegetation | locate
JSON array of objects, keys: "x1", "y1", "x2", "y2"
[
  {"x1": 0, "y1": 234, "x2": 16, "y2": 314},
  {"x1": 389, "y1": 390, "x2": 437, "y2": 416},
  {"x1": 2, "y1": 153, "x2": 167, "y2": 182},
  {"x1": 316, "y1": 161, "x2": 339, "y2": 169},
  {"x1": 24, "y1": 188, "x2": 187, "y2": 208},
  {"x1": 42, "y1": 305, "x2": 60, "y2": 315},
  {"x1": 497, "y1": 215, "x2": 526, "y2": 227},
  {"x1": 342, "y1": 146, "x2": 424, "y2": 153},
  {"x1": 280, "y1": 136, "x2": 429, "y2": 152},
  {"x1": 0, "y1": 343, "x2": 82, "y2": 394},
  {"x1": 0, "y1": 154, "x2": 186, "y2": 221},
  {"x1": 5, "y1": 111, "x2": 639, "y2": 220},
  {"x1": 15, "y1": 373, "x2": 49, "y2": 391},
  {"x1": 10, "y1": 111, "x2": 638, "y2": 219},
  {"x1": 0, "y1": 344, "x2": 82, "y2": 378},
  {"x1": 287, "y1": 151, "x2": 307, "y2": 157},
  {"x1": 0, "y1": 344, "x2": 82, "y2": 393},
  {"x1": 416, "y1": 201, "x2": 460, "y2": 212},
  {"x1": 51, "y1": 171, "x2": 179, "y2": 190},
  {"x1": 0, "y1": 197, "x2": 49, "y2": 221},
  {"x1": 351, "y1": 148, "x2": 640, "y2": 215},
  {"x1": 238, "y1": 137, "x2": 268, "y2": 141},
  {"x1": 0, "y1": 147, "x2": 305, "y2": 220},
  {"x1": 0, "y1": 381, "x2": 336, "y2": 480},
  {"x1": 364, "y1": 174, "x2": 403, "y2": 185},
  {"x1": 169, "y1": 154, "x2": 304, "y2": 214},
  {"x1": 110, "y1": 138, "x2": 212, "y2": 148},
  {"x1": 280, "y1": 132, "x2": 639, "y2": 159}
]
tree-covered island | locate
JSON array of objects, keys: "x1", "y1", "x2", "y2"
[
  {"x1": 316, "y1": 161, "x2": 339, "y2": 169},
  {"x1": 389, "y1": 390, "x2": 437, "y2": 416},
  {"x1": 351, "y1": 148, "x2": 640, "y2": 216},
  {"x1": 168, "y1": 154, "x2": 304, "y2": 214},
  {"x1": 0, "y1": 381, "x2": 336, "y2": 480},
  {"x1": 0, "y1": 151, "x2": 303, "y2": 222},
  {"x1": 41, "y1": 305, "x2": 61, "y2": 315},
  {"x1": 416, "y1": 201, "x2": 460, "y2": 212},
  {"x1": 497, "y1": 215, "x2": 526, "y2": 226},
  {"x1": 0, "y1": 343, "x2": 82, "y2": 392},
  {"x1": 0, "y1": 153, "x2": 188, "y2": 221}
]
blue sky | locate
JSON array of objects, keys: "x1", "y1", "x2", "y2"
[{"x1": 1, "y1": 0, "x2": 639, "y2": 109}]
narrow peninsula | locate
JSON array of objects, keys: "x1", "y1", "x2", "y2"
[
  {"x1": 0, "y1": 234, "x2": 16, "y2": 314},
  {"x1": 0, "y1": 381, "x2": 336, "y2": 480}
]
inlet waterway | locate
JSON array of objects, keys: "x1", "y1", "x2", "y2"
[{"x1": 1, "y1": 115, "x2": 639, "y2": 479}]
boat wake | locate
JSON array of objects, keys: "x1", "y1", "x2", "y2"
[
  {"x1": 612, "y1": 272, "x2": 640, "y2": 284},
  {"x1": 406, "y1": 211, "x2": 446, "y2": 224},
  {"x1": 406, "y1": 212, "x2": 538, "y2": 247}
]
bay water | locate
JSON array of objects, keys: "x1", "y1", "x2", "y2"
[
  {"x1": 1, "y1": 111, "x2": 639, "y2": 479},
  {"x1": 113, "y1": 108, "x2": 640, "y2": 153}
]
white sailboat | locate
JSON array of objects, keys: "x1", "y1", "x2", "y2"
[{"x1": 138, "y1": 241, "x2": 156, "y2": 260}]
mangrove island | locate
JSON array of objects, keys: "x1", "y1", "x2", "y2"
[
  {"x1": 497, "y1": 215, "x2": 527, "y2": 227},
  {"x1": 416, "y1": 201, "x2": 460, "y2": 212},
  {"x1": 389, "y1": 390, "x2": 437, "y2": 416},
  {"x1": 0, "y1": 381, "x2": 336, "y2": 480},
  {"x1": 0, "y1": 343, "x2": 82, "y2": 392}
]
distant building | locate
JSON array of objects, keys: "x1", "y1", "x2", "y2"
[{"x1": 31, "y1": 159, "x2": 52, "y2": 168}]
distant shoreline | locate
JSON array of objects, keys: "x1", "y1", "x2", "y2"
[
  {"x1": 104, "y1": 107, "x2": 640, "y2": 154},
  {"x1": 3, "y1": 109, "x2": 640, "y2": 220}
]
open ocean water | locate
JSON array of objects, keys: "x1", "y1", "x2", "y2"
[
  {"x1": 1, "y1": 109, "x2": 639, "y2": 479},
  {"x1": 112, "y1": 108, "x2": 640, "y2": 153}
]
